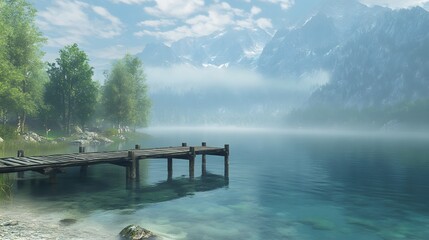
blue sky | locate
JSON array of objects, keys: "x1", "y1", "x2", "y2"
[{"x1": 29, "y1": 0, "x2": 429, "y2": 82}]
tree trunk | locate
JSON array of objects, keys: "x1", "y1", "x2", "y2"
[{"x1": 21, "y1": 113, "x2": 26, "y2": 134}]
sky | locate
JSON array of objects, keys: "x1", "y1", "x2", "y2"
[{"x1": 29, "y1": 0, "x2": 429, "y2": 82}]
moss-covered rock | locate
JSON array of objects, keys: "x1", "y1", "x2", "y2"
[{"x1": 119, "y1": 225, "x2": 157, "y2": 240}]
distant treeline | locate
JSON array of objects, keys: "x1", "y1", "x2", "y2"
[
  {"x1": 287, "y1": 99, "x2": 429, "y2": 130},
  {"x1": 0, "y1": 0, "x2": 150, "y2": 138}
]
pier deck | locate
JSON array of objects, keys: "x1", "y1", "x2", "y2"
[{"x1": 0, "y1": 143, "x2": 230, "y2": 180}]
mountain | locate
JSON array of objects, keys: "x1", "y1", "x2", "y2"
[
  {"x1": 309, "y1": 7, "x2": 429, "y2": 108},
  {"x1": 257, "y1": 0, "x2": 388, "y2": 78},
  {"x1": 137, "y1": 42, "x2": 180, "y2": 67},
  {"x1": 137, "y1": 27, "x2": 272, "y2": 69},
  {"x1": 258, "y1": 2, "x2": 429, "y2": 108},
  {"x1": 258, "y1": 12, "x2": 340, "y2": 78}
]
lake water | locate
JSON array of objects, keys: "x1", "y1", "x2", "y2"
[{"x1": 2, "y1": 127, "x2": 429, "y2": 239}]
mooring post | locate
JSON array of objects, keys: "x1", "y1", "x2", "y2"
[
  {"x1": 189, "y1": 147, "x2": 195, "y2": 179},
  {"x1": 167, "y1": 157, "x2": 173, "y2": 181},
  {"x1": 79, "y1": 146, "x2": 88, "y2": 177},
  {"x1": 182, "y1": 142, "x2": 187, "y2": 147},
  {"x1": 202, "y1": 142, "x2": 207, "y2": 176},
  {"x1": 78, "y1": 146, "x2": 83, "y2": 153},
  {"x1": 224, "y1": 144, "x2": 229, "y2": 179},
  {"x1": 134, "y1": 145, "x2": 140, "y2": 179},
  {"x1": 127, "y1": 150, "x2": 137, "y2": 179},
  {"x1": 17, "y1": 150, "x2": 24, "y2": 178}
]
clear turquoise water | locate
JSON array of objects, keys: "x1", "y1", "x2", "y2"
[{"x1": 4, "y1": 128, "x2": 429, "y2": 239}]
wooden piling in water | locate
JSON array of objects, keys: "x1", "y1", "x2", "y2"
[
  {"x1": 189, "y1": 147, "x2": 195, "y2": 179},
  {"x1": 17, "y1": 150, "x2": 24, "y2": 178},
  {"x1": 224, "y1": 144, "x2": 229, "y2": 179},
  {"x1": 167, "y1": 157, "x2": 173, "y2": 180},
  {"x1": 182, "y1": 142, "x2": 187, "y2": 147},
  {"x1": 202, "y1": 142, "x2": 207, "y2": 176},
  {"x1": 134, "y1": 145, "x2": 140, "y2": 179},
  {"x1": 126, "y1": 150, "x2": 138, "y2": 179},
  {"x1": 79, "y1": 146, "x2": 88, "y2": 177}
]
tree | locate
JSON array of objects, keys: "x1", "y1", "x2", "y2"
[
  {"x1": 0, "y1": 16, "x2": 19, "y2": 125},
  {"x1": 45, "y1": 44, "x2": 98, "y2": 133},
  {"x1": 103, "y1": 54, "x2": 150, "y2": 128},
  {"x1": 0, "y1": 0, "x2": 46, "y2": 133}
]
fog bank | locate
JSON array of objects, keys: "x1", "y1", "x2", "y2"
[{"x1": 146, "y1": 65, "x2": 330, "y2": 126}]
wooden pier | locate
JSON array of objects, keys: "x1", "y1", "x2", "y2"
[{"x1": 0, "y1": 143, "x2": 230, "y2": 181}]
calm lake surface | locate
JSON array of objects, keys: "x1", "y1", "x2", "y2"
[{"x1": 3, "y1": 128, "x2": 429, "y2": 239}]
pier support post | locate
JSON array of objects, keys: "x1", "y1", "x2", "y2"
[
  {"x1": 79, "y1": 147, "x2": 88, "y2": 177},
  {"x1": 182, "y1": 142, "x2": 187, "y2": 147},
  {"x1": 167, "y1": 157, "x2": 173, "y2": 181},
  {"x1": 17, "y1": 150, "x2": 24, "y2": 178},
  {"x1": 127, "y1": 151, "x2": 137, "y2": 179},
  {"x1": 224, "y1": 144, "x2": 229, "y2": 179},
  {"x1": 189, "y1": 147, "x2": 195, "y2": 179},
  {"x1": 202, "y1": 142, "x2": 207, "y2": 176},
  {"x1": 78, "y1": 146, "x2": 86, "y2": 153},
  {"x1": 134, "y1": 145, "x2": 140, "y2": 179}
]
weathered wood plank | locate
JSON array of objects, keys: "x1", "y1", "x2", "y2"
[
  {"x1": 6, "y1": 158, "x2": 35, "y2": 166},
  {"x1": 0, "y1": 159, "x2": 22, "y2": 167},
  {"x1": 0, "y1": 145, "x2": 229, "y2": 174}
]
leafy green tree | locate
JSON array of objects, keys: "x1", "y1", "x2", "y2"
[
  {"x1": 103, "y1": 54, "x2": 150, "y2": 128},
  {"x1": 0, "y1": 0, "x2": 46, "y2": 133},
  {"x1": 45, "y1": 44, "x2": 98, "y2": 133},
  {"x1": 0, "y1": 16, "x2": 19, "y2": 125}
]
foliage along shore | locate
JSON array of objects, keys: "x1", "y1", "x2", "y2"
[
  {"x1": 0, "y1": 126, "x2": 149, "y2": 159},
  {"x1": 1, "y1": 0, "x2": 151, "y2": 143}
]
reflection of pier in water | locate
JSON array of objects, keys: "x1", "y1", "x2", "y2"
[{"x1": 129, "y1": 173, "x2": 229, "y2": 205}]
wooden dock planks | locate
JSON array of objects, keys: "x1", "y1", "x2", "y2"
[{"x1": 0, "y1": 145, "x2": 229, "y2": 175}]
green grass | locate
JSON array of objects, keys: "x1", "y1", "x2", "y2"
[{"x1": 0, "y1": 140, "x2": 70, "y2": 158}]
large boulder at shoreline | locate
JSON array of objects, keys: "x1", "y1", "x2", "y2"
[
  {"x1": 71, "y1": 131, "x2": 113, "y2": 145},
  {"x1": 21, "y1": 132, "x2": 53, "y2": 144},
  {"x1": 119, "y1": 225, "x2": 158, "y2": 240}
]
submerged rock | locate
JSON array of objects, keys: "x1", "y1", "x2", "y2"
[
  {"x1": 298, "y1": 218, "x2": 335, "y2": 231},
  {"x1": 119, "y1": 225, "x2": 157, "y2": 240},
  {"x1": 1, "y1": 220, "x2": 18, "y2": 226},
  {"x1": 59, "y1": 218, "x2": 77, "y2": 226}
]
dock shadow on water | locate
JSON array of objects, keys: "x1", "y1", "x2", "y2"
[
  {"x1": 5, "y1": 168, "x2": 228, "y2": 214},
  {"x1": 131, "y1": 173, "x2": 228, "y2": 205}
]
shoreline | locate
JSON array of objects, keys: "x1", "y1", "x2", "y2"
[{"x1": 0, "y1": 203, "x2": 114, "y2": 240}]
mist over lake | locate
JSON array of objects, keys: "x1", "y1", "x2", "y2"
[{"x1": 2, "y1": 0, "x2": 429, "y2": 239}]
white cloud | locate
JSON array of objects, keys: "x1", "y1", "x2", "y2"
[
  {"x1": 90, "y1": 44, "x2": 144, "y2": 60},
  {"x1": 138, "y1": 19, "x2": 176, "y2": 28},
  {"x1": 359, "y1": 0, "x2": 429, "y2": 9},
  {"x1": 144, "y1": 0, "x2": 204, "y2": 18},
  {"x1": 255, "y1": 18, "x2": 272, "y2": 29},
  {"x1": 251, "y1": 6, "x2": 262, "y2": 15},
  {"x1": 38, "y1": 0, "x2": 123, "y2": 47},
  {"x1": 111, "y1": 0, "x2": 149, "y2": 4},
  {"x1": 136, "y1": 1, "x2": 273, "y2": 43},
  {"x1": 260, "y1": 0, "x2": 294, "y2": 10}
]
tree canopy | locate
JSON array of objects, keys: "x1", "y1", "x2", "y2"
[
  {"x1": 103, "y1": 54, "x2": 150, "y2": 128},
  {"x1": 45, "y1": 44, "x2": 98, "y2": 133},
  {"x1": 0, "y1": 0, "x2": 46, "y2": 132}
]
